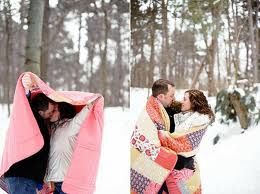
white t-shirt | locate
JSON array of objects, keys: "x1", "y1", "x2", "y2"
[{"x1": 45, "y1": 105, "x2": 89, "y2": 182}]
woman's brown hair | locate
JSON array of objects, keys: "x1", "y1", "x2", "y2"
[{"x1": 185, "y1": 89, "x2": 215, "y2": 121}]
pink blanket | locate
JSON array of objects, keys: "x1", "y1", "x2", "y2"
[{"x1": 0, "y1": 72, "x2": 104, "y2": 194}]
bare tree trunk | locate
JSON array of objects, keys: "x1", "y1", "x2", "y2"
[
  {"x1": 169, "y1": 18, "x2": 178, "y2": 81},
  {"x1": 160, "y1": 0, "x2": 168, "y2": 79},
  {"x1": 224, "y1": 39, "x2": 229, "y2": 85},
  {"x1": 180, "y1": 54, "x2": 185, "y2": 88},
  {"x1": 215, "y1": 1, "x2": 225, "y2": 88},
  {"x1": 18, "y1": 0, "x2": 26, "y2": 76},
  {"x1": 217, "y1": 38, "x2": 221, "y2": 86},
  {"x1": 231, "y1": 0, "x2": 240, "y2": 83},
  {"x1": 207, "y1": 2, "x2": 221, "y2": 96},
  {"x1": 191, "y1": 60, "x2": 205, "y2": 89},
  {"x1": 86, "y1": 15, "x2": 94, "y2": 91},
  {"x1": 77, "y1": 12, "x2": 82, "y2": 66},
  {"x1": 116, "y1": 11, "x2": 123, "y2": 105},
  {"x1": 140, "y1": 43, "x2": 147, "y2": 87},
  {"x1": 148, "y1": 30, "x2": 155, "y2": 86},
  {"x1": 101, "y1": 0, "x2": 108, "y2": 101},
  {"x1": 24, "y1": 0, "x2": 45, "y2": 76},
  {"x1": 164, "y1": 0, "x2": 170, "y2": 80},
  {"x1": 172, "y1": 16, "x2": 179, "y2": 80},
  {"x1": 148, "y1": 5, "x2": 156, "y2": 87},
  {"x1": 40, "y1": 0, "x2": 49, "y2": 81},
  {"x1": 3, "y1": 0, "x2": 12, "y2": 116},
  {"x1": 247, "y1": 0, "x2": 258, "y2": 83},
  {"x1": 256, "y1": 0, "x2": 260, "y2": 82},
  {"x1": 74, "y1": 11, "x2": 82, "y2": 91},
  {"x1": 88, "y1": 46, "x2": 94, "y2": 91},
  {"x1": 226, "y1": 1, "x2": 232, "y2": 85},
  {"x1": 207, "y1": 38, "x2": 217, "y2": 96},
  {"x1": 245, "y1": 39, "x2": 250, "y2": 77}
]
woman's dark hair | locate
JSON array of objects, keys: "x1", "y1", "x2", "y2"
[
  {"x1": 185, "y1": 89, "x2": 215, "y2": 122},
  {"x1": 58, "y1": 102, "x2": 76, "y2": 120},
  {"x1": 51, "y1": 102, "x2": 76, "y2": 130}
]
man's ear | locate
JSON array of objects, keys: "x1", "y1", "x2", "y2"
[
  {"x1": 157, "y1": 94, "x2": 164, "y2": 101},
  {"x1": 38, "y1": 110, "x2": 44, "y2": 117}
]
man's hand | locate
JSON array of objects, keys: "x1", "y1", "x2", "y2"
[{"x1": 21, "y1": 73, "x2": 33, "y2": 93}]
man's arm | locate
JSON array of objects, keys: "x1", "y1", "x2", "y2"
[
  {"x1": 22, "y1": 73, "x2": 33, "y2": 94},
  {"x1": 21, "y1": 73, "x2": 34, "y2": 101}
]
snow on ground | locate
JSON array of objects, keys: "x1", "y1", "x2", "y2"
[
  {"x1": 198, "y1": 125, "x2": 260, "y2": 194},
  {"x1": 95, "y1": 107, "x2": 131, "y2": 194},
  {"x1": 1, "y1": 87, "x2": 260, "y2": 194},
  {"x1": 0, "y1": 105, "x2": 10, "y2": 160}
]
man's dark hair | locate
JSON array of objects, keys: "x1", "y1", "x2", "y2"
[
  {"x1": 152, "y1": 79, "x2": 175, "y2": 97},
  {"x1": 30, "y1": 93, "x2": 55, "y2": 112}
]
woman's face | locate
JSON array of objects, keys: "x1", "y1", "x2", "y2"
[
  {"x1": 181, "y1": 92, "x2": 192, "y2": 112},
  {"x1": 50, "y1": 105, "x2": 60, "y2": 122}
]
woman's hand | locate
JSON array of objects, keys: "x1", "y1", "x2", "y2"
[
  {"x1": 87, "y1": 96, "x2": 101, "y2": 109},
  {"x1": 38, "y1": 182, "x2": 54, "y2": 194},
  {"x1": 158, "y1": 130, "x2": 171, "y2": 147}
]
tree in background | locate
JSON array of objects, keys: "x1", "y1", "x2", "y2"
[
  {"x1": 0, "y1": 0, "x2": 130, "y2": 107},
  {"x1": 3, "y1": 0, "x2": 12, "y2": 115},
  {"x1": 24, "y1": 0, "x2": 45, "y2": 76},
  {"x1": 131, "y1": 0, "x2": 259, "y2": 95}
]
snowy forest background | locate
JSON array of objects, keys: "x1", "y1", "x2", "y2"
[
  {"x1": 131, "y1": 0, "x2": 259, "y2": 94},
  {"x1": 0, "y1": 0, "x2": 130, "y2": 111}
]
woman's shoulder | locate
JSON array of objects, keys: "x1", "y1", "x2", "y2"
[
  {"x1": 190, "y1": 112, "x2": 211, "y2": 126},
  {"x1": 175, "y1": 111, "x2": 210, "y2": 126}
]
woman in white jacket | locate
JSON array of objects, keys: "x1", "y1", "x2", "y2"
[
  {"x1": 159, "y1": 89, "x2": 215, "y2": 194},
  {"x1": 45, "y1": 102, "x2": 90, "y2": 194}
]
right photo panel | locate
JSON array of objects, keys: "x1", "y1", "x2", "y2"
[{"x1": 130, "y1": 0, "x2": 260, "y2": 194}]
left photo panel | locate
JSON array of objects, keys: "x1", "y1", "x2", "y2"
[{"x1": 0, "y1": 0, "x2": 130, "y2": 194}]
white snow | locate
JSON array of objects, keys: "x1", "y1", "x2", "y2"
[
  {"x1": 227, "y1": 85, "x2": 235, "y2": 93},
  {"x1": 0, "y1": 87, "x2": 260, "y2": 194},
  {"x1": 95, "y1": 107, "x2": 131, "y2": 194},
  {"x1": 0, "y1": 105, "x2": 9, "y2": 159},
  {"x1": 198, "y1": 126, "x2": 260, "y2": 194}
]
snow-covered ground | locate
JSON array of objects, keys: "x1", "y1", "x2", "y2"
[
  {"x1": 95, "y1": 107, "x2": 131, "y2": 194},
  {"x1": 198, "y1": 125, "x2": 260, "y2": 194},
  {"x1": 1, "y1": 87, "x2": 260, "y2": 194}
]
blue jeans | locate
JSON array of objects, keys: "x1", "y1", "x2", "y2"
[
  {"x1": 5, "y1": 177, "x2": 37, "y2": 194},
  {"x1": 54, "y1": 182, "x2": 66, "y2": 194}
]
